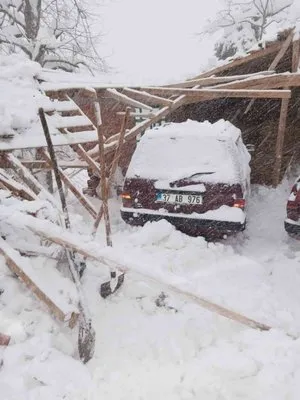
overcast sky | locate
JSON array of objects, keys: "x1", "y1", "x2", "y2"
[{"x1": 96, "y1": 0, "x2": 223, "y2": 84}]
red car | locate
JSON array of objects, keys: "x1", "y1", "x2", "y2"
[
  {"x1": 121, "y1": 119, "x2": 251, "y2": 238},
  {"x1": 285, "y1": 178, "x2": 300, "y2": 237}
]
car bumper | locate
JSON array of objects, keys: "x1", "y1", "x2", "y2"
[
  {"x1": 285, "y1": 219, "x2": 300, "y2": 236},
  {"x1": 121, "y1": 209, "x2": 246, "y2": 237}
]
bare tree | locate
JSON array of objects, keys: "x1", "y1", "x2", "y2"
[
  {"x1": 202, "y1": 0, "x2": 298, "y2": 60},
  {"x1": 0, "y1": 0, "x2": 105, "y2": 72}
]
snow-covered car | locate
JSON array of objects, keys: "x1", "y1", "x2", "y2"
[
  {"x1": 120, "y1": 119, "x2": 251, "y2": 238},
  {"x1": 285, "y1": 177, "x2": 300, "y2": 237}
]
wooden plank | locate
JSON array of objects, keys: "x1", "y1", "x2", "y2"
[
  {"x1": 269, "y1": 31, "x2": 294, "y2": 71},
  {"x1": 105, "y1": 88, "x2": 153, "y2": 111},
  {"x1": 41, "y1": 150, "x2": 98, "y2": 219},
  {"x1": 292, "y1": 40, "x2": 300, "y2": 72},
  {"x1": 121, "y1": 87, "x2": 174, "y2": 106},
  {"x1": 17, "y1": 214, "x2": 272, "y2": 333},
  {"x1": 93, "y1": 107, "x2": 130, "y2": 232},
  {"x1": 94, "y1": 101, "x2": 112, "y2": 245},
  {"x1": 245, "y1": 32, "x2": 294, "y2": 114},
  {"x1": 73, "y1": 144, "x2": 102, "y2": 177},
  {"x1": 18, "y1": 160, "x2": 89, "y2": 169},
  {"x1": 4, "y1": 153, "x2": 60, "y2": 208},
  {"x1": 273, "y1": 98, "x2": 290, "y2": 186},
  {"x1": 117, "y1": 111, "x2": 155, "y2": 118},
  {"x1": 103, "y1": 86, "x2": 199, "y2": 155},
  {"x1": 0, "y1": 172, "x2": 37, "y2": 201},
  {"x1": 166, "y1": 71, "x2": 274, "y2": 88},
  {"x1": 191, "y1": 41, "x2": 283, "y2": 79},
  {"x1": 140, "y1": 87, "x2": 291, "y2": 99},
  {"x1": 0, "y1": 237, "x2": 79, "y2": 327},
  {"x1": 210, "y1": 73, "x2": 300, "y2": 90}
]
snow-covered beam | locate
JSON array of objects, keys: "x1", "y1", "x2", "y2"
[
  {"x1": 140, "y1": 87, "x2": 292, "y2": 100},
  {"x1": 105, "y1": 89, "x2": 153, "y2": 111}
]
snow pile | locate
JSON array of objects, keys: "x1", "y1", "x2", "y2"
[
  {"x1": 126, "y1": 119, "x2": 250, "y2": 184},
  {"x1": 0, "y1": 54, "x2": 51, "y2": 137}
]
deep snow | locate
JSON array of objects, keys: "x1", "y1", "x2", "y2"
[{"x1": 2, "y1": 173, "x2": 300, "y2": 399}]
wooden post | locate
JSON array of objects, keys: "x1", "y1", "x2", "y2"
[
  {"x1": 0, "y1": 237, "x2": 79, "y2": 327},
  {"x1": 273, "y1": 98, "x2": 289, "y2": 186},
  {"x1": 292, "y1": 39, "x2": 300, "y2": 73},
  {"x1": 41, "y1": 150, "x2": 97, "y2": 219},
  {"x1": 93, "y1": 100, "x2": 112, "y2": 246},
  {"x1": 93, "y1": 107, "x2": 130, "y2": 233}
]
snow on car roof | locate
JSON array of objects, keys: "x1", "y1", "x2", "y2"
[{"x1": 126, "y1": 119, "x2": 244, "y2": 184}]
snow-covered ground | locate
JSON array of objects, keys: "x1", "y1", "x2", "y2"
[{"x1": 2, "y1": 172, "x2": 300, "y2": 399}]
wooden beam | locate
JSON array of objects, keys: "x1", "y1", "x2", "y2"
[
  {"x1": 117, "y1": 111, "x2": 155, "y2": 118},
  {"x1": 93, "y1": 107, "x2": 130, "y2": 232},
  {"x1": 15, "y1": 160, "x2": 89, "y2": 169},
  {"x1": 166, "y1": 71, "x2": 274, "y2": 88},
  {"x1": 17, "y1": 213, "x2": 272, "y2": 333},
  {"x1": 105, "y1": 88, "x2": 153, "y2": 111},
  {"x1": 292, "y1": 39, "x2": 300, "y2": 72},
  {"x1": 245, "y1": 32, "x2": 294, "y2": 114},
  {"x1": 269, "y1": 31, "x2": 294, "y2": 71},
  {"x1": 0, "y1": 172, "x2": 37, "y2": 201},
  {"x1": 4, "y1": 153, "x2": 60, "y2": 208},
  {"x1": 103, "y1": 86, "x2": 199, "y2": 155},
  {"x1": 141, "y1": 87, "x2": 291, "y2": 99},
  {"x1": 41, "y1": 150, "x2": 98, "y2": 219},
  {"x1": 0, "y1": 237, "x2": 79, "y2": 327},
  {"x1": 273, "y1": 98, "x2": 290, "y2": 186},
  {"x1": 73, "y1": 144, "x2": 102, "y2": 177},
  {"x1": 210, "y1": 73, "x2": 300, "y2": 90},
  {"x1": 121, "y1": 87, "x2": 174, "y2": 106},
  {"x1": 191, "y1": 41, "x2": 283, "y2": 79}
]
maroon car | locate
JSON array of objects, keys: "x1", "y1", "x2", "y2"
[
  {"x1": 285, "y1": 178, "x2": 300, "y2": 237},
  {"x1": 121, "y1": 119, "x2": 251, "y2": 238}
]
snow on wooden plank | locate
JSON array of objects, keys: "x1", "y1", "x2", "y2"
[
  {"x1": 106, "y1": 88, "x2": 153, "y2": 111},
  {"x1": 167, "y1": 71, "x2": 275, "y2": 88},
  {"x1": 0, "y1": 171, "x2": 38, "y2": 201},
  {"x1": 4, "y1": 210, "x2": 274, "y2": 334},
  {"x1": 140, "y1": 87, "x2": 292, "y2": 99},
  {"x1": 46, "y1": 115, "x2": 94, "y2": 129},
  {"x1": 0, "y1": 130, "x2": 98, "y2": 151},
  {"x1": 192, "y1": 41, "x2": 283, "y2": 80},
  {"x1": 121, "y1": 88, "x2": 174, "y2": 106},
  {"x1": 0, "y1": 237, "x2": 79, "y2": 327},
  {"x1": 41, "y1": 150, "x2": 98, "y2": 219},
  {"x1": 42, "y1": 100, "x2": 79, "y2": 113}
]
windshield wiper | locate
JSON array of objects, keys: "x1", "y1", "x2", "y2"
[{"x1": 169, "y1": 172, "x2": 215, "y2": 188}]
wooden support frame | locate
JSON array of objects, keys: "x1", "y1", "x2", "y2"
[
  {"x1": 105, "y1": 88, "x2": 153, "y2": 111},
  {"x1": 12, "y1": 211, "x2": 273, "y2": 334},
  {"x1": 0, "y1": 237, "x2": 79, "y2": 327},
  {"x1": 292, "y1": 39, "x2": 300, "y2": 72},
  {"x1": 73, "y1": 144, "x2": 102, "y2": 177},
  {"x1": 41, "y1": 150, "x2": 98, "y2": 219},
  {"x1": 273, "y1": 98, "x2": 290, "y2": 187},
  {"x1": 139, "y1": 87, "x2": 291, "y2": 99},
  {"x1": 0, "y1": 170, "x2": 37, "y2": 201},
  {"x1": 245, "y1": 32, "x2": 294, "y2": 114},
  {"x1": 166, "y1": 71, "x2": 274, "y2": 89},
  {"x1": 191, "y1": 40, "x2": 283, "y2": 79},
  {"x1": 121, "y1": 87, "x2": 174, "y2": 106},
  {"x1": 93, "y1": 107, "x2": 130, "y2": 232}
]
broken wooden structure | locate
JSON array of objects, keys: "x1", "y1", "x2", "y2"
[{"x1": 33, "y1": 28, "x2": 300, "y2": 188}]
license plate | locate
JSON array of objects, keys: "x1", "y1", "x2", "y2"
[{"x1": 156, "y1": 192, "x2": 202, "y2": 205}]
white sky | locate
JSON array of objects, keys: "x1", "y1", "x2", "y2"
[{"x1": 96, "y1": 0, "x2": 223, "y2": 84}]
